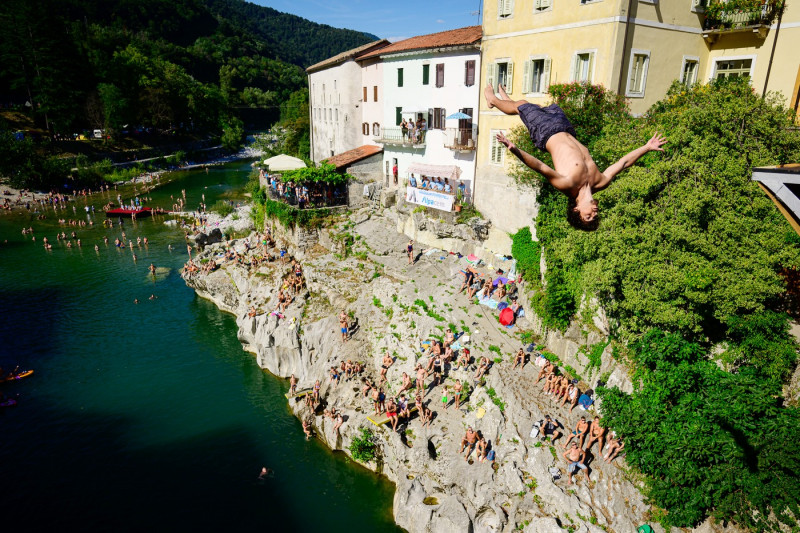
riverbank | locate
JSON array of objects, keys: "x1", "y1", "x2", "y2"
[
  {"x1": 0, "y1": 161, "x2": 402, "y2": 532},
  {"x1": 181, "y1": 205, "x2": 695, "y2": 533}
]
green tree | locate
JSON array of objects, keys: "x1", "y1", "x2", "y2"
[
  {"x1": 600, "y1": 330, "x2": 800, "y2": 531},
  {"x1": 220, "y1": 115, "x2": 244, "y2": 151}
]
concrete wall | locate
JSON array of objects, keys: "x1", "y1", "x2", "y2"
[
  {"x1": 308, "y1": 60, "x2": 363, "y2": 163},
  {"x1": 359, "y1": 57, "x2": 385, "y2": 149}
]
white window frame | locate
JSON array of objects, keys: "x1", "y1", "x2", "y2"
[
  {"x1": 626, "y1": 49, "x2": 651, "y2": 98},
  {"x1": 497, "y1": 0, "x2": 514, "y2": 19},
  {"x1": 691, "y1": 0, "x2": 708, "y2": 13},
  {"x1": 490, "y1": 129, "x2": 506, "y2": 166},
  {"x1": 709, "y1": 55, "x2": 757, "y2": 82},
  {"x1": 523, "y1": 55, "x2": 551, "y2": 95},
  {"x1": 570, "y1": 49, "x2": 597, "y2": 83},
  {"x1": 533, "y1": 0, "x2": 552, "y2": 13},
  {"x1": 679, "y1": 55, "x2": 700, "y2": 87},
  {"x1": 488, "y1": 59, "x2": 514, "y2": 94}
]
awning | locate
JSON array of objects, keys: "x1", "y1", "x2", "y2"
[{"x1": 406, "y1": 163, "x2": 462, "y2": 181}]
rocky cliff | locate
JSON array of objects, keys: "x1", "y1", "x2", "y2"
[{"x1": 182, "y1": 208, "x2": 727, "y2": 533}]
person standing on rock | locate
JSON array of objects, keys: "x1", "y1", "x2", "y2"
[
  {"x1": 406, "y1": 240, "x2": 414, "y2": 265},
  {"x1": 584, "y1": 416, "x2": 607, "y2": 454},
  {"x1": 339, "y1": 310, "x2": 349, "y2": 343},
  {"x1": 386, "y1": 397, "x2": 399, "y2": 431},
  {"x1": 312, "y1": 380, "x2": 321, "y2": 403},
  {"x1": 415, "y1": 364, "x2": 428, "y2": 394},
  {"x1": 563, "y1": 442, "x2": 589, "y2": 485},
  {"x1": 289, "y1": 374, "x2": 297, "y2": 396}
]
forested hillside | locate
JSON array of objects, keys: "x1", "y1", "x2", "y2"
[
  {"x1": 205, "y1": 0, "x2": 379, "y2": 68},
  {"x1": 0, "y1": 0, "x2": 372, "y2": 141}
]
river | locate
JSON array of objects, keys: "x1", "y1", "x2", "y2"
[{"x1": 0, "y1": 161, "x2": 401, "y2": 532}]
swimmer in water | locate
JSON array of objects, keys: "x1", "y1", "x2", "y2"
[
  {"x1": 258, "y1": 467, "x2": 273, "y2": 480},
  {"x1": 149, "y1": 294, "x2": 157, "y2": 300},
  {"x1": 94, "y1": 244, "x2": 99, "y2": 251},
  {"x1": 149, "y1": 263, "x2": 156, "y2": 276},
  {"x1": 134, "y1": 299, "x2": 139, "y2": 304},
  {"x1": 132, "y1": 254, "x2": 137, "y2": 262}
]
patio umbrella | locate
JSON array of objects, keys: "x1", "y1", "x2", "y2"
[
  {"x1": 446, "y1": 111, "x2": 472, "y2": 120},
  {"x1": 263, "y1": 154, "x2": 307, "y2": 172},
  {"x1": 499, "y1": 307, "x2": 514, "y2": 326}
]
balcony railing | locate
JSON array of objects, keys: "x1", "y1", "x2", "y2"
[
  {"x1": 702, "y1": 0, "x2": 781, "y2": 38},
  {"x1": 443, "y1": 126, "x2": 477, "y2": 152},
  {"x1": 374, "y1": 127, "x2": 426, "y2": 147}
]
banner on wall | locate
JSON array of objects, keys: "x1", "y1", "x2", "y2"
[{"x1": 405, "y1": 187, "x2": 454, "y2": 211}]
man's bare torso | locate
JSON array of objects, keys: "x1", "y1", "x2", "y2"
[{"x1": 546, "y1": 132, "x2": 605, "y2": 197}]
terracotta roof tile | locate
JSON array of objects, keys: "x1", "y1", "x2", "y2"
[
  {"x1": 323, "y1": 145, "x2": 383, "y2": 169},
  {"x1": 306, "y1": 40, "x2": 391, "y2": 73},
  {"x1": 359, "y1": 26, "x2": 481, "y2": 60}
]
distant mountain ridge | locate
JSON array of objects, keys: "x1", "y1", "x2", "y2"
[{"x1": 204, "y1": 0, "x2": 380, "y2": 67}]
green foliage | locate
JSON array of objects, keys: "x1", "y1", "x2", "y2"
[
  {"x1": 599, "y1": 330, "x2": 800, "y2": 531},
  {"x1": 510, "y1": 227, "x2": 540, "y2": 285},
  {"x1": 488, "y1": 345, "x2": 502, "y2": 355},
  {"x1": 585, "y1": 340, "x2": 609, "y2": 372},
  {"x1": 485, "y1": 388, "x2": 505, "y2": 412},
  {"x1": 510, "y1": 79, "x2": 800, "y2": 370},
  {"x1": 372, "y1": 297, "x2": 383, "y2": 309},
  {"x1": 722, "y1": 311, "x2": 798, "y2": 382},
  {"x1": 259, "y1": 198, "x2": 330, "y2": 228},
  {"x1": 455, "y1": 204, "x2": 484, "y2": 224},
  {"x1": 277, "y1": 163, "x2": 350, "y2": 186},
  {"x1": 211, "y1": 200, "x2": 234, "y2": 217},
  {"x1": 348, "y1": 428, "x2": 378, "y2": 463},
  {"x1": 220, "y1": 115, "x2": 245, "y2": 151}
]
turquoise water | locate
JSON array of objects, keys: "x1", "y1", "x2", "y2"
[{"x1": 0, "y1": 162, "x2": 401, "y2": 532}]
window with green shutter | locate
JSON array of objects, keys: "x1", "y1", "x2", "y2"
[
  {"x1": 398, "y1": 68, "x2": 404, "y2": 87},
  {"x1": 422, "y1": 64, "x2": 430, "y2": 85},
  {"x1": 395, "y1": 107, "x2": 402, "y2": 126}
]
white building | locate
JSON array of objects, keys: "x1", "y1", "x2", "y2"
[
  {"x1": 307, "y1": 40, "x2": 389, "y2": 163},
  {"x1": 358, "y1": 55, "x2": 384, "y2": 149},
  {"x1": 358, "y1": 26, "x2": 482, "y2": 205}
]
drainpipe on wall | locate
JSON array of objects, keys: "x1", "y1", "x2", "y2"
[
  {"x1": 762, "y1": 2, "x2": 785, "y2": 98},
  {"x1": 617, "y1": 0, "x2": 635, "y2": 96}
]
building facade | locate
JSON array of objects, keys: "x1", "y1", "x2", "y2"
[
  {"x1": 307, "y1": 40, "x2": 389, "y2": 163},
  {"x1": 359, "y1": 27, "x2": 482, "y2": 200},
  {"x1": 476, "y1": 0, "x2": 800, "y2": 246}
]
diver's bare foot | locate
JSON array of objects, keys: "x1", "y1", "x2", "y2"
[
  {"x1": 498, "y1": 84, "x2": 510, "y2": 100},
  {"x1": 484, "y1": 84, "x2": 496, "y2": 108}
]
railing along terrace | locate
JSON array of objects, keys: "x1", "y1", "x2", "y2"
[
  {"x1": 444, "y1": 126, "x2": 477, "y2": 151},
  {"x1": 702, "y1": 0, "x2": 782, "y2": 31},
  {"x1": 374, "y1": 127, "x2": 426, "y2": 146},
  {"x1": 266, "y1": 183, "x2": 348, "y2": 208}
]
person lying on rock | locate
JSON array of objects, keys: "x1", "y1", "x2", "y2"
[{"x1": 486, "y1": 83, "x2": 666, "y2": 231}]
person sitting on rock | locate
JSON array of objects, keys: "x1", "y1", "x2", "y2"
[
  {"x1": 536, "y1": 359, "x2": 554, "y2": 384},
  {"x1": 603, "y1": 431, "x2": 624, "y2": 463},
  {"x1": 584, "y1": 416, "x2": 607, "y2": 454},
  {"x1": 541, "y1": 415, "x2": 563, "y2": 443},
  {"x1": 399, "y1": 372, "x2": 413, "y2": 394},
  {"x1": 512, "y1": 348, "x2": 525, "y2": 370},
  {"x1": 477, "y1": 436, "x2": 489, "y2": 462},
  {"x1": 562, "y1": 416, "x2": 590, "y2": 450},
  {"x1": 398, "y1": 394, "x2": 411, "y2": 419},
  {"x1": 561, "y1": 382, "x2": 579, "y2": 412},
  {"x1": 386, "y1": 396, "x2": 399, "y2": 431},
  {"x1": 460, "y1": 427, "x2": 478, "y2": 461}
]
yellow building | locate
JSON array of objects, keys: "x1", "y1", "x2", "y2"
[{"x1": 475, "y1": 0, "x2": 800, "y2": 247}]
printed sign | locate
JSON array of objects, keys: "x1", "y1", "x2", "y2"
[{"x1": 405, "y1": 187, "x2": 454, "y2": 212}]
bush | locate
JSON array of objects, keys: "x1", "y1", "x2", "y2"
[
  {"x1": 510, "y1": 226, "x2": 540, "y2": 285},
  {"x1": 211, "y1": 200, "x2": 234, "y2": 217},
  {"x1": 348, "y1": 428, "x2": 377, "y2": 463},
  {"x1": 599, "y1": 330, "x2": 800, "y2": 531}
]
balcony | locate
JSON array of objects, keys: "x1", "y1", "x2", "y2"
[
  {"x1": 443, "y1": 126, "x2": 477, "y2": 152},
  {"x1": 701, "y1": 0, "x2": 782, "y2": 42},
  {"x1": 373, "y1": 127, "x2": 425, "y2": 148}
]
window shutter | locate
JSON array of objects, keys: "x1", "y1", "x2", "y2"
[
  {"x1": 487, "y1": 63, "x2": 497, "y2": 92},
  {"x1": 588, "y1": 52, "x2": 596, "y2": 83},
  {"x1": 506, "y1": 0, "x2": 513, "y2": 16},
  {"x1": 363, "y1": 87, "x2": 367, "y2": 102},
  {"x1": 570, "y1": 55, "x2": 577, "y2": 82},
  {"x1": 497, "y1": 0, "x2": 503, "y2": 16},
  {"x1": 396, "y1": 107, "x2": 402, "y2": 126},
  {"x1": 374, "y1": 86, "x2": 378, "y2": 102},
  {"x1": 440, "y1": 108, "x2": 446, "y2": 130},
  {"x1": 543, "y1": 58, "x2": 551, "y2": 92},
  {"x1": 522, "y1": 60, "x2": 531, "y2": 93},
  {"x1": 465, "y1": 60, "x2": 475, "y2": 87},
  {"x1": 540, "y1": 0, "x2": 552, "y2": 9},
  {"x1": 436, "y1": 63, "x2": 445, "y2": 88},
  {"x1": 422, "y1": 64, "x2": 430, "y2": 85},
  {"x1": 398, "y1": 68, "x2": 404, "y2": 87},
  {"x1": 506, "y1": 61, "x2": 514, "y2": 93},
  {"x1": 428, "y1": 108, "x2": 433, "y2": 130}
]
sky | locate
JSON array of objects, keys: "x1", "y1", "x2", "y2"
[{"x1": 251, "y1": 0, "x2": 483, "y2": 42}]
